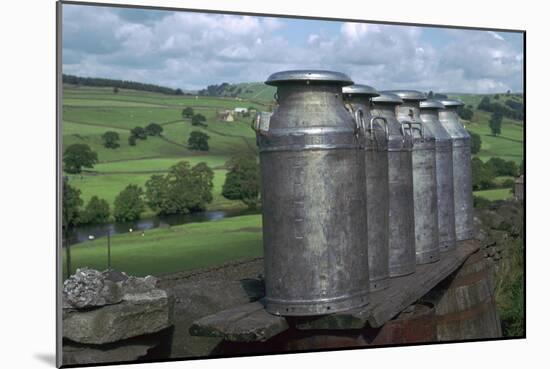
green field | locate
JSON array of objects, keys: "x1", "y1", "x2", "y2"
[
  {"x1": 451, "y1": 93, "x2": 524, "y2": 164},
  {"x1": 63, "y1": 214, "x2": 263, "y2": 277},
  {"x1": 62, "y1": 84, "x2": 524, "y2": 277},
  {"x1": 474, "y1": 188, "x2": 514, "y2": 201},
  {"x1": 62, "y1": 85, "x2": 260, "y2": 215}
]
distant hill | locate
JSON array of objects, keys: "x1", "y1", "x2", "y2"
[
  {"x1": 198, "y1": 82, "x2": 276, "y2": 103},
  {"x1": 62, "y1": 74, "x2": 191, "y2": 96}
]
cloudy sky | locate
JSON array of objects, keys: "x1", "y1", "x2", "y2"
[{"x1": 62, "y1": 4, "x2": 524, "y2": 93}]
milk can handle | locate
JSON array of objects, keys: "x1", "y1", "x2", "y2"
[
  {"x1": 369, "y1": 116, "x2": 389, "y2": 140},
  {"x1": 403, "y1": 120, "x2": 424, "y2": 140},
  {"x1": 399, "y1": 121, "x2": 408, "y2": 137},
  {"x1": 354, "y1": 108, "x2": 366, "y2": 133}
]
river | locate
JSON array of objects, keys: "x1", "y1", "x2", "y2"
[{"x1": 66, "y1": 208, "x2": 259, "y2": 246}]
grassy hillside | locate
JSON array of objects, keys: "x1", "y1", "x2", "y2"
[
  {"x1": 450, "y1": 93, "x2": 523, "y2": 202},
  {"x1": 63, "y1": 85, "x2": 524, "y2": 211},
  {"x1": 451, "y1": 93, "x2": 524, "y2": 164},
  {"x1": 62, "y1": 85, "x2": 261, "y2": 216},
  {"x1": 63, "y1": 214, "x2": 263, "y2": 277},
  {"x1": 61, "y1": 81, "x2": 524, "y2": 278}
]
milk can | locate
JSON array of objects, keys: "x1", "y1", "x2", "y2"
[
  {"x1": 258, "y1": 70, "x2": 370, "y2": 316},
  {"x1": 371, "y1": 92, "x2": 416, "y2": 277},
  {"x1": 437, "y1": 99, "x2": 474, "y2": 241},
  {"x1": 387, "y1": 90, "x2": 440, "y2": 265},
  {"x1": 343, "y1": 84, "x2": 389, "y2": 292},
  {"x1": 419, "y1": 100, "x2": 456, "y2": 252}
]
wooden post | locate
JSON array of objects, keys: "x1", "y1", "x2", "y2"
[
  {"x1": 65, "y1": 238, "x2": 72, "y2": 279},
  {"x1": 107, "y1": 230, "x2": 111, "y2": 271}
]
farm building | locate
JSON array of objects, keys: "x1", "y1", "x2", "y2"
[
  {"x1": 234, "y1": 107, "x2": 248, "y2": 114},
  {"x1": 217, "y1": 109, "x2": 235, "y2": 122}
]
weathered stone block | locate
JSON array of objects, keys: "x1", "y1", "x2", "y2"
[{"x1": 63, "y1": 288, "x2": 174, "y2": 344}]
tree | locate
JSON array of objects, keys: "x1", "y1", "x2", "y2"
[
  {"x1": 188, "y1": 131, "x2": 210, "y2": 151},
  {"x1": 182, "y1": 107, "x2": 194, "y2": 118},
  {"x1": 81, "y1": 196, "x2": 110, "y2": 224},
  {"x1": 63, "y1": 144, "x2": 98, "y2": 174},
  {"x1": 144, "y1": 122, "x2": 163, "y2": 136},
  {"x1": 486, "y1": 157, "x2": 518, "y2": 177},
  {"x1": 101, "y1": 131, "x2": 120, "y2": 149},
  {"x1": 113, "y1": 185, "x2": 145, "y2": 222},
  {"x1": 144, "y1": 174, "x2": 170, "y2": 213},
  {"x1": 222, "y1": 155, "x2": 261, "y2": 208},
  {"x1": 494, "y1": 94, "x2": 500, "y2": 100},
  {"x1": 62, "y1": 177, "x2": 83, "y2": 278},
  {"x1": 468, "y1": 130, "x2": 482, "y2": 154},
  {"x1": 458, "y1": 106, "x2": 474, "y2": 121},
  {"x1": 427, "y1": 91, "x2": 434, "y2": 98},
  {"x1": 145, "y1": 161, "x2": 214, "y2": 215},
  {"x1": 130, "y1": 126, "x2": 147, "y2": 140},
  {"x1": 189, "y1": 162, "x2": 215, "y2": 212},
  {"x1": 175, "y1": 88, "x2": 183, "y2": 95},
  {"x1": 489, "y1": 111, "x2": 503, "y2": 136},
  {"x1": 128, "y1": 135, "x2": 136, "y2": 146},
  {"x1": 478, "y1": 96, "x2": 491, "y2": 111},
  {"x1": 62, "y1": 177, "x2": 83, "y2": 233},
  {"x1": 191, "y1": 113, "x2": 207, "y2": 126},
  {"x1": 113, "y1": 86, "x2": 119, "y2": 94},
  {"x1": 471, "y1": 157, "x2": 496, "y2": 191}
]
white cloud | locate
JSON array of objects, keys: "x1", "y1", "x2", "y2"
[{"x1": 62, "y1": 5, "x2": 524, "y2": 93}]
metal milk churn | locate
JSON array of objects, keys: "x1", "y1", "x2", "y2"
[
  {"x1": 419, "y1": 100, "x2": 457, "y2": 252},
  {"x1": 371, "y1": 92, "x2": 416, "y2": 277},
  {"x1": 387, "y1": 90, "x2": 440, "y2": 265},
  {"x1": 437, "y1": 99, "x2": 474, "y2": 241},
  {"x1": 258, "y1": 70, "x2": 370, "y2": 316},
  {"x1": 343, "y1": 84, "x2": 389, "y2": 292}
]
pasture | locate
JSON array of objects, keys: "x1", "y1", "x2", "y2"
[
  {"x1": 61, "y1": 85, "x2": 524, "y2": 278},
  {"x1": 62, "y1": 85, "x2": 260, "y2": 215},
  {"x1": 63, "y1": 214, "x2": 263, "y2": 277}
]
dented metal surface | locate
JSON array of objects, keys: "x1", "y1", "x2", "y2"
[
  {"x1": 388, "y1": 90, "x2": 440, "y2": 265},
  {"x1": 258, "y1": 70, "x2": 370, "y2": 316},
  {"x1": 419, "y1": 100, "x2": 457, "y2": 252},
  {"x1": 371, "y1": 92, "x2": 416, "y2": 277},
  {"x1": 437, "y1": 99, "x2": 474, "y2": 241},
  {"x1": 343, "y1": 84, "x2": 389, "y2": 292}
]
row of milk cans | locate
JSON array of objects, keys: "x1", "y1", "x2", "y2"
[{"x1": 252, "y1": 70, "x2": 474, "y2": 317}]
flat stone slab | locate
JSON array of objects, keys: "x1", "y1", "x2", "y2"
[
  {"x1": 63, "y1": 342, "x2": 154, "y2": 366},
  {"x1": 63, "y1": 289, "x2": 174, "y2": 344},
  {"x1": 189, "y1": 240, "x2": 479, "y2": 341},
  {"x1": 189, "y1": 301, "x2": 288, "y2": 342}
]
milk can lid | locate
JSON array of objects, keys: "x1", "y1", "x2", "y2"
[
  {"x1": 371, "y1": 92, "x2": 403, "y2": 105},
  {"x1": 420, "y1": 99, "x2": 446, "y2": 109},
  {"x1": 342, "y1": 84, "x2": 379, "y2": 97},
  {"x1": 384, "y1": 90, "x2": 427, "y2": 101},
  {"x1": 265, "y1": 70, "x2": 353, "y2": 86},
  {"x1": 438, "y1": 98, "x2": 465, "y2": 107}
]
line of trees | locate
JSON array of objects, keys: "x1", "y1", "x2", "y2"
[
  {"x1": 478, "y1": 96, "x2": 524, "y2": 121},
  {"x1": 472, "y1": 157, "x2": 519, "y2": 191},
  {"x1": 145, "y1": 161, "x2": 214, "y2": 215},
  {"x1": 128, "y1": 123, "x2": 163, "y2": 146},
  {"x1": 181, "y1": 107, "x2": 208, "y2": 127},
  {"x1": 62, "y1": 179, "x2": 111, "y2": 226},
  {"x1": 63, "y1": 74, "x2": 187, "y2": 95},
  {"x1": 63, "y1": 160, "x2": 220, "y2": 226}
]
